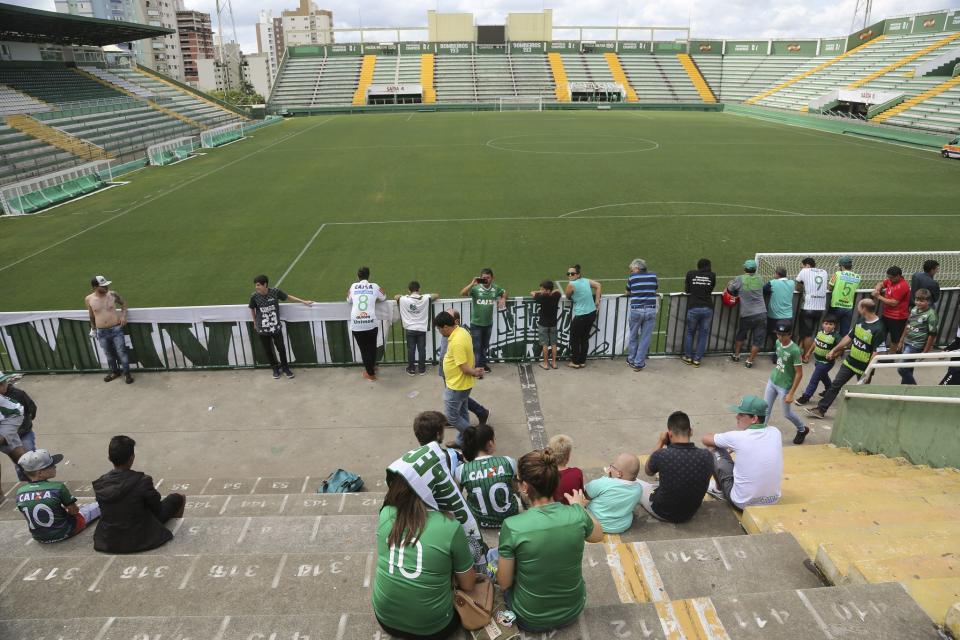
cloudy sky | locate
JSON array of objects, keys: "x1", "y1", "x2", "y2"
[{"x1": 9, "y1": 0, "x2": 955, "y2": 53}]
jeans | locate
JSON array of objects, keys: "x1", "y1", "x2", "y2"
[
  {"x1": 352, "y1": 328, "x2": 379, "y2": 376},
  {"x1": 897, "y1": 344, "x2": 922, "y2": 385},
  {"x1": 569, "y1": 312, "x2": 596, "y2": 365},
  {"x1": 443, "y1": 387, "x2": 472, "y2": 440},
  {"x1": 627, "y1": 306, "x2": 657, "y2": 367},
  {"x1": 711, "y1": 447, "x2": 739, "y2": 509},
  {"x1": 802, "y1": 360, "x2": 834, "y2": 398},
  {"x1": 96, "y1": 325, "x2": 129, "y2": 374},
  {"x1": 829, "y1": 306, "x2": 854, "y2": 339},
  {"x1": 684, "y1": 306, "x2": 713, "y2": 361},
  {"x1": 764, "y1": 380, "x2": 805, "y2": 431},
  {"x1": 258, "y1": 331, "x2": 288, "y2": 369},
  {"x1": 470, "y1": 324, "x2": 492, "y2": 367},
  {"x1": 817, "y1": 364, "x2": 859, "y2": 413},
  {"x1": 405, "y1": 330, "x2": 426, "y2": 371}
]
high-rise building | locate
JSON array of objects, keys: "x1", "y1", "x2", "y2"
[
  {"x1": 197, "y1": 39, "x2": 243, "y2": 93},
  {"x1": 243, "y1": 52, "x2": 272, "y2": 100},
  {"x1": 177, "y1": 9, "x2": 214, "y2": 87},
  {"x1": 256, "y1": 10, "x2": 285, "y2": 80},
  {"x1": 280, "y1": 0, "x2": 333, "y2": 47}
]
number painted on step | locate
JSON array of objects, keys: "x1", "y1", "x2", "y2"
[
  {"x1": 223, "y1": 482, "x2": 243, "y2": 490},
  {"x1": 832, "y1": 599, "x2": 887, "y2": 621},
  {"x1": 295, "y1": 560, "x2": 345, "y2": 577},
  {"x1": 271, "y1": 481, "x2": 290, "y2": 489},
  {"x1": 208, "y1": 564, "x2": 258, "y2": 578},
  {"x1": 121, "y1": 565, "x2": 169, "y2": 579},
  {"x1": 608, "y1": 619, "x2": 657, "y2": 638},
  {"x1": 240, "y1": 500, "x2": 267, "y2": 509},
  {"x1": 23, "y1": 566, "x2": 80, "y2": 581},
  {"x1": 186, "y1": 501, "x2": 213, "y2": 509},
  {"x1": 663, "y1": 549, "x2": 710, "y2": 562},
  {"x1": 170, "y1": 483, "x2": 191, "y2": 491}
]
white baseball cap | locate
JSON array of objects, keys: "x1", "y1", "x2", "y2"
[
  {"x1": 18, "y1": 449, "x2": 64, "y2": 473},
  {"x1": 94, "y1": 275, "x2": 112, "y2": 287}
]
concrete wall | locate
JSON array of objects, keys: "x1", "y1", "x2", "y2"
[
  {"x1": 831, "y1": 384, "x2": 960, "y2": 469},
  {"x1": 0, "y1": 41, "x2": 43, "y2": 61},
  {"x1": 506, "y1": 10, "x2": 552, "y2": 42},
  {"x1": 428, "y1": 11, "x2": 475, "y2": 42}
]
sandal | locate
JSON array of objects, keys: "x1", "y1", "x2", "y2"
[{"x1": 538, "y1": 363, "x2": 550, "y2": 371}]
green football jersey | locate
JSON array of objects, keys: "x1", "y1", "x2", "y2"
[
  {"x1": 770, "y1": 341, "x2": 802, "y2": 389},
  {"x1": 813, "y1": 329, "x2": 839, "y2": 363},
  {"x1": 830, "y1": 270, "x2": 861, "y2": 309},
  {"x1": 455, "y1": 455, "x2": 520, "y2": 528},
  {"x1": 844, "y1": 317, "x2": 884, "y2": 375},
  {"x1": 16, "y1": 480, "x2": 78, "y2": 543},
  {"x1": 469, "y1": 283, "x2": 505, "y2": 327}
]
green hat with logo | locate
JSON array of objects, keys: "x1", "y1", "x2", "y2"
[
  {"x1": 838, "y1": 256, "x2": 853, "y2": 267},
  {"x1": 743, "y1": 259, "x2": 758, "y2": 271},
  {"x1": 728, "y1": 395, "x2": 767, "y2": 417}
]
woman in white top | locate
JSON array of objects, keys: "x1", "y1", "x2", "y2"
[{"x1": 348, "y1": 266, "x2": 386, "y2": 381}]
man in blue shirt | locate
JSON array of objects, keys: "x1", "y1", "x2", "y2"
[
  {"x1": 625, "y1": 258, "x2": 658, "y2": 371},
  {"x1": 764, "y1": 267, "x2": 795, "y2": 363}
]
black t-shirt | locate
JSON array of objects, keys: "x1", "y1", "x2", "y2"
[
  {"x1": 249, "y1": 287, "x2": 288, "y2": 335},
  {"x1": 685, "y1": 270, "x2": 716, "y2": 309},
  {"x1": 533, "y1": 291, "x2": 562, "y2": 327},
  {"x1": 909, "y1": 271, "x2": 940, "y2": 305},
  {"x1": 647, "y1": 442, "x2": 714, "y2": 523}
]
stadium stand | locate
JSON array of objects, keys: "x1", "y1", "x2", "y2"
[
  {"x1": 0, "y1": 122, "x2": 84, "y2": 185},
  {"x1": 0, "y1": 65, "x2": 124, "y2": 104},
  {"x1": 694, "y1": 55, "x2": 822, "y2": 103},
  {"x1": 509, "y1": 53, "x2": 558, "y2": 102},
  {"x1": 108, "y1": 67, "x2": 245, "y2": 128},
  {"x1": 0, "y1": 85, "x2": 49, "y2": 116},
  {"x1": 475, "y1": 55, "x2": 516, "y2": 102},
  {"x1": 434, "y1": 55, "x2": 479, "y2": 103},
  {"x1": 620, "y1": 55, "x2": 701, "y2": 102}
]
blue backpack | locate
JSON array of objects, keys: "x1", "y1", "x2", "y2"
[{"x1": 318, "y1": 469, "x2": 364, "y2": 494}]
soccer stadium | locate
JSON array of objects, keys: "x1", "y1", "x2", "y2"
[{"x1": 1, "y1": 1, "x2": 960, "y2": 638}]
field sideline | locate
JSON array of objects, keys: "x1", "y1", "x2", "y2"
[{"x1": 3, "y1": 110, "x2": 959, "y2": 311}]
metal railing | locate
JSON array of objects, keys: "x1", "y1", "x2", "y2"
[{"x1": 858, "y1": 350, "x2": 959, "y2": 385}]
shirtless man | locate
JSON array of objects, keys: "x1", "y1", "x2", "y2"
[{"x1": 85, "y1": 275, "x2": 133, "y2": 384}]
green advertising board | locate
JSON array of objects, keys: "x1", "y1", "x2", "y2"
[
  {"x1": 289, "y1": 45, "x2": 324, "y2": 58},
  {"x1": 913, "y1": 12, "x2": 948, "y2": 33},
  {"x1": 476, "y1": 44, "x2": 506, "y2": 55},
  {"x1": 401, "y1": 42, "x2": 435, "y2": 54},
  {"x1": 819, "y1": 38, "x2": 846, "y2": 56},
  {"x1": 653, "y1": 41, "x2": 685, "y2": 54},
  {"x1": 509, "y1": 41, "x2": 545, "y2": 54},
  {"x1": 617, "y1": 41, "x2": 651, "y2": 54},
  {"x1": 548, "y1": 41, "x2": 580, "y2": 52},
  {"x1": 726, "y1": 40, "x2": 767, "y2": 55},
  {"x1": 326, "y1": 43, "x2": 362, "y2": 56},
  {"x1": 770, "y1": 40, "x2": 817, "y2": 56},
  {"x1": 362, "y1": 43, "x2": 391, "y2": 54},
  {"x1": 590, "y1": 41, "x2": 618, "y2": 52},
  {"x1": 884, "y1": 17, "x2": 914, "y2": 35},
  {"x1": 436, "y1": 42, "x2": 473, "y2": 55},
  {"x1": 689, "y1": 40, "x2": 721, "y2": 55},
  {"x1": 847, "y1": 20, "x2": 884, "y2": 51},
  {"x1": 948, "y1": 12, "x2": 960, "y2": 32}
]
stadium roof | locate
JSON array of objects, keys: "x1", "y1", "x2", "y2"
[{"x1": 0, "y1": 3, "x2": 174, "y2": 46}]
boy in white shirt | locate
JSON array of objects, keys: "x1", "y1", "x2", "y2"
[
  {"x1": 701, "y1": 395, "x2": 783, "y2": 510},
  {"x1": 394, "y1": 281, "x2": 438, "y2": 376}
]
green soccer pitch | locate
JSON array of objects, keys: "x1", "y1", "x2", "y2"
[{"x1": 3, "y1": 109, "x2": 959, "y2": 311}]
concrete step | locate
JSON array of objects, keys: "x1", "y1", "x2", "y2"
[
  {"x1": 899, "y1": 577, "x2": 960, "y2": 630},
  {"x1": 0, "y1": 582, "x2": 939, "y2": 639},
  {"x1": 793, "y1": 522, "x2": 960, "y2": 560},
  {"x1": 848, "y1": 551, "x2": 960, "y2": 584},
  {"x1": 816, "y1": 535, "x2": 960, "y2": 585}
]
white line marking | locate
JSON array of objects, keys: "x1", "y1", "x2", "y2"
[
  {"x1": 92, "y1": 617, "x2": 116, "y2": 640},
  {"x1": 797, "y1": 589, "x2": 835, "y2": 639},
  {"x1": 236, "y1": 516, "x2": 252, "y2": 544},
  {"x1": 338, "y1": 493, "x2": 347, "y2": 513},
  {"x1": 578, "y1": 615, "x2": 592, "y2": 640},
  {"x1": 558, "y1": 201, "x2": 808, "y2": 219},
  {"x1": 24, "y1": 537, "x2": 33, "y2": 546},
  {"x1": 87, "y1": 555, "x2": 116, "y2": 592},
  {"x1": 310, "y1": 515, "x2": 322, "y2": 543},
  {"x1": 219, "y1": 495, "x2": 233, "y2": 515},
  {"x1": 271, "y1": 553, "x2": 288, "y2": 589},
  {"x1": 335, "y1": 613, "x2": 349, "y2": 640},
  {"x1": 632, "y1": 542, "x2": 669, "y2": 602},
  {"x1": 278, "y1": 493, "x2": 290, "y2": 514},
  {"x1": 250, "y1": 477, "x2": 261, "y2": 494},
  {"x1": 363, "y1": 551, "x2": 374, "y2": 588},
  {"x1": 301, "y1": 476, "x2": 310, "y2": 493},
  {"x1": 604, "y1": 542, "x2": 635, "y2": 603},
  {"x1": 154, "y1": 478, "x2": 164, "y2": 490},
  {"x1": 0, "y1": 117, "x2": 336, "y2": 273},
  {"x1": 2, "y1": 483, "x2": 20, "y2": 496},
  {"x1": 406, "y1": 112, "x2": 414, "y2": 121},
  {"x1": 213, "y1": 616, "x2": 231, "y2": 640},
  {"x1": 691, "y1": 597, "x2": 732, "y2": 640},
  {"x1": 713, "y1": 538, "x2": 732, "y2": 571},
  {"x1": 200, "y1": 477, "x2": 213, "y2": 495},
  {"x1": 0, "y1": 558, "x2": 29, "y2": 594},
  {"x1": 276, "y1": 223, "x2": 325, "y2": 286},
  {"x1": 171, "y1": 518, "x2": 185, "y2": 536},
  {"x1": 656, "y1": 600, "x2": 683, "y2": 637},
  {"x1": 179, "y1": 555, "x2": 201, "y2": 590}
]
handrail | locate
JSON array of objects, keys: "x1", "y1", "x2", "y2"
[
  {"x1": 859, "y1": 350, "x2": 958, "y2": 384},
  {"x1": 844, "y1": 391, "x2": 960, "y2": 404}
]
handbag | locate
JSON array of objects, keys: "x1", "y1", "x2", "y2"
[
  {"x1": 454, "y1": 574, "x2": 494, "y2": 630},
  {"x1": 317, "y1": 469, "x2": 364, "y2": 493}
]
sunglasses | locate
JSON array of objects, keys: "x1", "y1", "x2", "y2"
[{"x1": 567, "y1": 272, "x2": 578, "y2": 276}]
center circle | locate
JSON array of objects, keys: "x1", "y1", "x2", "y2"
[{"x1": 485, "y1": 134, "x2": 659, "y2": 155}]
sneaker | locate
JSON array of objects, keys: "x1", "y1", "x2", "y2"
[
  {"x1": 482, "y1": 364, "x2": 492, "y2": 373},
  {"x1": 282, "y1": 367, "x2": 295, "y2": 379},
  {"x1": 272, "y1": 368, "x2": 281, "y2": 380},
  {"x1": 362, "y1": 371, "x2": 377, "y2": 381},
  {"x1": 124, "y1": 373, "x2": 134, "y2": 384},
  {"x1": 794, "y1": 395, "x2": 810, "y2": 406},
  {"x1": 692, "y1": 360, "x2": 701, "y2": 368},
  {"x1": 805, "y1": 407, "x2": 826, "y2": 419},
  {"x1": 406, "y1": 367, "x2": 416, "y2": 376},
  {"x1": 626, "y1": 360, "x2": 636, "y2": 368},
  {"x1": 104, "y1": 371, "x2": 121, "y2": 382},
  {"x1": 818, "y1": 390, "x2": 827, "y2": 398},
  {"x1": 744, "y1": 360, "x2": 753, "y2": 369},
  {"x1": 633, "y1": 363, "x2": 645, "y2": 371},
  {"x1": 681, "y1": 356, "x2": 693, "y2": 365},
  {"x1": 418, "y1": 367, "x2": 426, "y2": 375},
  {"x1": 729, "y1": 354, "x2": 740, "y2": 363},
  {"x1": 478, "y1": 410, "x2": 490, "y2": 426},
  {"x1": 793, "y1": 426, "x2": 811, "y2": 445}
]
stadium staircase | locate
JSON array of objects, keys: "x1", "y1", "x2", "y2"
[
  {"x1": 620, "y1": 55, "x2": 703, "y2": 102},
  {"x1": 547, "y1": 52, "x2": 571, "y2": 101},
  {"x1": 352, "y1": 55, "x2": 377, "y2": 106},
  {"x1": 0, "y1": 445, "x2": 953, "y2": 638},
  {"x1": 603, "y1": 53, "x2": 639, "y2": 102},
  {"x1": 4, "y1": 113, "x2": 111, "y2": 162},
  {"x1": 420, "y1": 54, "x2": 437, "y2": 103},
  {"x1": 677, "y1": 53, "x2": 717, "y2": 103},
  {"x1": 845, "y1": 31, "x2": 960, "y2": 90},
  {"x1": 72, "y1": 67, "x2": 206, "y2": 130},
  {"x1": 109, "y1": 67, "x2": 246, "y2": 128},
  {"x1": 694, "y1": 55, "x2": 822, "y2": 103},
  {"x1": 871, "y1": 74, "x2": 960, "y2": 128}
]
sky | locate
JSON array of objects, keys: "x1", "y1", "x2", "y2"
[{"x1": 8, "y1": 0, "x2": 957, "y2": 53}]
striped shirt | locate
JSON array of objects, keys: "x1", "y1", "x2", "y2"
[{"x1": 627, "y1": 271, "x2": 658, "y2": 309}]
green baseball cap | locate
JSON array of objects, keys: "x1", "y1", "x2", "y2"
[
  {"x1": 728, "y1": 395, "x2": 768, "y2": 417},
  {"x1": 838, "y1": 256, "x2": 853, "y2": 266},
  {"x1": 743, "y1": 259, "x2": 758, "y2": 270}
]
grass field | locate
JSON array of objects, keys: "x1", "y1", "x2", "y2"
[{"x1": 3, "y1": 109, "x2": 959, "y2": 311}]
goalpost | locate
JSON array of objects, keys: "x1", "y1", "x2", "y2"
[
  {"x1": 147, "y1": 136, "x2": 198, "y2": 166},
  {"x1": 201, "y1": 122, "x2": 245, "y2": 149},
  {"x1": 755, "y1": 252, "x2": 960, "y2": 288},
  {"x1": 498, "y1": 96, "x2": 543, "y2": 112}
]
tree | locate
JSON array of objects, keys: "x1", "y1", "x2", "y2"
[{"x1": 210, "y1": 89, "x2": 265, "y2": 106}]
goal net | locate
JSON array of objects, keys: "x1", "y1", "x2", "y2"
[
  {"x1": 0, "y1": 160, "x2": 112, "y2": 216},
  {"x1": 147, "y1": 136, "x2": 197, "y2": 166},
  {"x1": 755, "y1": 252, "x2": 960, "y2": 288},
  {"x1": 201, "y1": 122, "x2": 245, "y2": 149},
  {"x1": 498, "y1": 96, "x2": 543, "y2": 112}
]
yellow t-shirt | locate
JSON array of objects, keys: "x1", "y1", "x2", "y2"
[{"x1": 443, "y1": 326, "x2": 475, "y2": 391}]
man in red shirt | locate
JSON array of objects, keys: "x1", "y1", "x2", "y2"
[{"x1": 873, "y1": 266, "x2": 910, "y2": 353}]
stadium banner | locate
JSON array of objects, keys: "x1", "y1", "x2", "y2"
[
  {"x1": 583, "y1": 41, "x2": 617, "y2": 52},
  {"x1": 401, "y1": 42, "x2": 435, "y2": 54},
  {"x1": 847, "y1": 21, "x2": 884, "y2": 51},
  {"x1": 770, "y1": 40, "x2": 817, "y2": 56},
  {"x1": 819, "y1": 38, "x2": 846, "y2": 55},
  {"x1": 476, "y1": 44, "x2": 507, "y2": 55},
  {"x1": 838, "y1": 89, "x2": 900, "y2": 104},
  {"x1": 367, "y1": 84, "x2": 423, "y2": 96},
  {"x1": 510, "y1": 41, "x2": 545, "y2": 54},
  {"x1": 548, "y1": 41, "x2": 581, "y2": 52},
  {"x1": 912, "y1": 12, "x2": 948, "y2": 34},
  {"x1": 288, "y1": 46, "x2": 325, "y2": 58},
  {"x1": 363, "y1": 43, "x2": 392, "y2": 54},
  {"x1": 436, "y1": 42, "x2": 474, "y2": 55},
  {"x1": 948, "y1": 11, "x2": 960, "y2": 32},
  {"x1": 725, "y1": 40, "x2": 768, "y2": 56},
  {"x1": 689, "y1": 40, "x2": 722, "y2": 55},
  {"x1": 326, "y1": 43, "x2": 363, "y2": 57},
  {"x1": 652, "y1": 42, "x2": 685, "y2": 54},
  {"x1": 617, "y1": 41, "x2": 652, "y2": 54},
  {"x1": 4, "y1": 290, "x2": 957, "y2": 373},
  {"x1": 884, "y1": 17, "x2": 914, "y2": 35}
]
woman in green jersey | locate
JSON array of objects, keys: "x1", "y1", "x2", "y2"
[
  {"x1": 373, "y1": 473, "x2": 477, "y2": 639},
  {"x1": 497, "y1": 448, "x2": 603, "y2": 632},
  {"x1": 455, "y1": 424, "x2": 522, "y2": 528}
]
